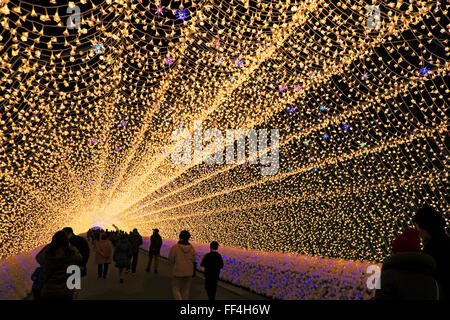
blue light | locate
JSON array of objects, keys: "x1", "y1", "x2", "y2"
[
  {"x1": 92, "y1": 43, "x2": 104, "y2": 54},
  {"x1": 419, "y1": 66, "x2": 430, "y2": 76},
  {"x1": 176, "y1": 9, "x2": 189, "y2": 21},
  {"x1": 288, "y1": 107, "x2": 295, "y2": 114},
  {"x1": 323, "y1": 134, "x2": 329, "y2": 140},
  {"x1": 319, "y1": 105, "x2": 325, "y2": 112},
  {"x1": 342, "y1": 124, "x2": 348, "y2": 131}
]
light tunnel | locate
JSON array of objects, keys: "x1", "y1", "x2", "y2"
[{"x1": 0, "y1": 0, "x2": 448, "y2": 301}]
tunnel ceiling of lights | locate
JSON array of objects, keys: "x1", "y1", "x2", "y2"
[{"x1": 0, "y1": 0, "x2": 448, "y2": 261}]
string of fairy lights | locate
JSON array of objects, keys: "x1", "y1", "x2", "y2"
[{"x1": 0, "y1": 0, "x2": 448, "y2": 262}]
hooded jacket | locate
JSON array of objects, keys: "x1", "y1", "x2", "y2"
[
  {"x1": 168, "y1": 241, "x2": 196, "y2": 277},
  {"x1": 113, "y1": 239, "x2": 132, "y2": 268},
  {"x1": 129, "y1": 232, "x2": 143, "y2": 254},
  {"x1": 94, "y1": 239, "x2": 113, "y2": 264},
  {"x1": 375, "y1": 252, "x2": 440, "y2": 300},
  {"x1": 149, "y1": 234, "x2": 163, "y2": 255},
  {"x1": 36, "y1": 245, "x2": 82, "y2": 300}
]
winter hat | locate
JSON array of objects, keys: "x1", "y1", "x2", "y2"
[{"x1": 392, "y1": 227, "x2": 421, "y2": 253}]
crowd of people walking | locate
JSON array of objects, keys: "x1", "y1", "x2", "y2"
[
  {"x1": 32, "y1": 226, "x2": 224, "y2": 301},
  {"x1": 30, "y1": 205, "x2": 449, "y2": 301}
]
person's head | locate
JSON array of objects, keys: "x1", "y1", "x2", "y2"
[
  {"x1": 413, "y1": 205, "x2": 446, "y2": 240},
  {"x1": 62, "y1": 227, "x2": 74, "y2": 239},
  {"x1": 210, "y1": 241, "x2": 219, "y2": 251},
  {"x1": 153, "y1": 228, "x2": 159, "y2": 235},
  {"x1": 133, "y1": 228, "x2": 138, "y2": 234},
  {"x1": 49, "y1": 230, "x2": 71, "y2": 256},
  {"x1": 392, "y1": 228, "x2": 421, "y2": 253},
  {"x1": 179, "y1": 230, "x2": 190, "y2": 242}
]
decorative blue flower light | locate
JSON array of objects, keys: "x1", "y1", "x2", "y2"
[
  {"x1": 313, "y1": 167, "x2": 318, "y2": 172},
  {"x1": 419, "y1": 67, "x2": 430, "y2": 77},
  {"x1": 323, "y1": 134, "x2": 329, "y2": 140},
  {"x1": 288, "y1": 107, "x2": 295, "y2": 114},
  {"x1": 92, "y1": 43, "x2": 104, "y2": 54},
  {"x1": 342, "y1": 124, "x2": 349, "y2": 131},
  {"x1": 176, "y1": 9, "x2": 189, "y2": 21},
  {"x1": 236, "y1": 59, "x2": 244, "y2": 67},
  {"x1": 319, "y1": 105, "x2": 326, "y2": 112}
]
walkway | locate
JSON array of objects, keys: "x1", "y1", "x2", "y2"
[{"x1": 76, "y1": 244, "x2": 268, "y2": 300}]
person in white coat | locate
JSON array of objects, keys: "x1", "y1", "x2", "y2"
[{"x1": 168, "y1": 230, "x2": 196, "y2": 300}]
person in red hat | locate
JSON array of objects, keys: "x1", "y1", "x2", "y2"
[{"x1": 375, "y1": 227, "x2": 441, "y2": 300}]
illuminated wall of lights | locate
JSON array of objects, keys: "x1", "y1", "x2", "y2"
[{"x1": 0, "y1": 0, "x2": 448, "y2": 262}]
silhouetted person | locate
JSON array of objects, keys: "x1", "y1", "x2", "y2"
[
  {"x1": 31, "y1": 266, "x2": 44, "y2": 300},
  {"x1": 87, "y1": 229, "x2": 93, "y2": 245},
  {"x1": 63, "y1": 227, "x2": 90, "y2": 277},
  {"x1": 35, "y1": 231, "x2": 82, "y2": 300},
  {"x1": 200, "y1": 241, "x2": 224, "y2": 300},
  {"x1": 111, "y1": 232, "x2": 119, "y2": 246},
  {"x1": 146, "y1": 228, "x2": 163, "y2": 273},
  {"x1": 95, "y1": 233, "x2": 113, "y2": 279},
  {"x1": 413, "y1": 205, "x2": 450, "y2": 300},
  {"x1": 375, "y1": 228, "x2": 440, "y2": 300},
  {"x1": 129, "y1": 228, "x2": 143, "y2": 273},
  {"x1": 113, "y1": 234, "x2": 132, "y2": 283},
  {"x1": 169, "y1": 230, "x2": 196, "y2": 300}
]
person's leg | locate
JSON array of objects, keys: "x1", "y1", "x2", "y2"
[
  {"x1": 119, "y1": 267, "x2": 124, "y2": 283},
  {"x1": 172, "y1": 277, "x2": 183, "y2": 300},
  {"x1": 205, "y1": 278, "x2": 214, "y2": 300},
  {"x1": 181, "y1": 277, "x2": 193, "y2": 300},
  {"x1": 146, "y1": 254, "x2": 153, "y2": 272},
  {"x1": 97, "y1": 264, "x2": 102, "y2": 278},
  {"x1": 32, "y1": 289, "x2": 40, "y2": 300},
  {"x1": 132, "y1": 252, "x2": 138, "y2": 273},
  {"x1": 154, "y1": 254, "x2": 159, "y2": 273},
  {"x1": 103, "y1": 263, "x2": 109, "y2": 278},
  {"x1": 211, "y1": 279, "x2": 218, "y2": 300}
]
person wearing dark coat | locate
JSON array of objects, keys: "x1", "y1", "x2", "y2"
[
  {"x1": 375, "y1": 228, "x2": 441, "y2": 300},
  {"x1": 36, "y1": 231, "x2": 82, "y2": 300},
  {"x1": 128, "y1": 228, "x2": 143, "y2": 273},
  {"x1": 63, "y1": 227, "x2": 90, "y2": 277},
  {"x1": 146, "y1": 229, "x2": 163, "y2": 273},
  {"x1": 31, "y1": 266, "x2": 44, "y2": 300},
  {"x1": 200, "y1": 241, "x2": 224, "y2": 300},
  {"x1": 413, "y1": 205, "x2": 450, "y2": 300},
  {"x1": 113, "y1": 235, "x2": 133, "y2": 283}
]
